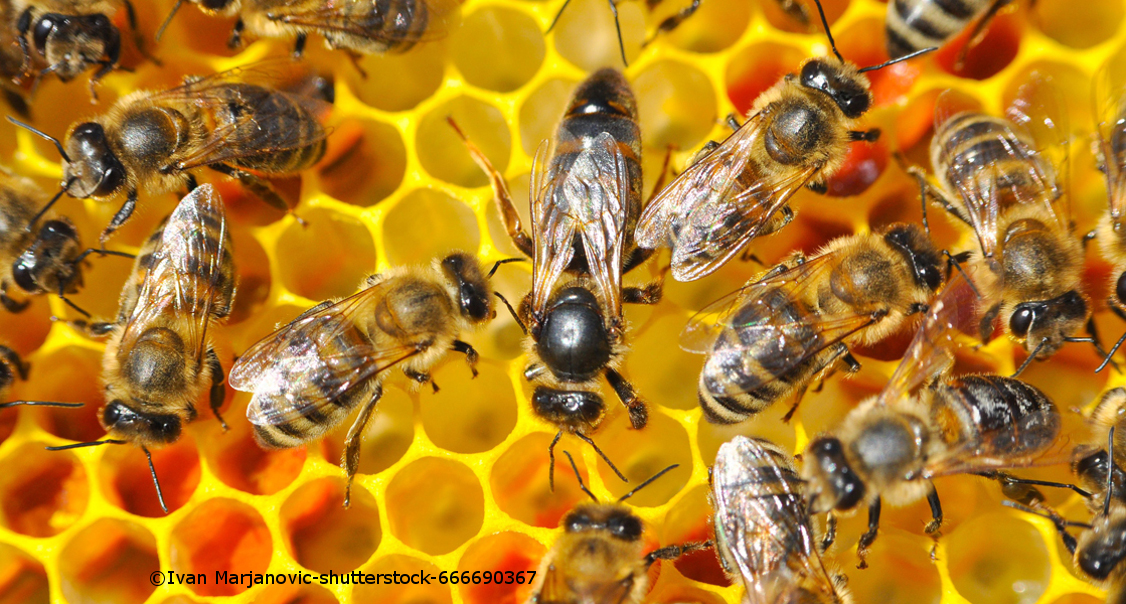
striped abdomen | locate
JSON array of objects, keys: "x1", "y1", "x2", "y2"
[
  {"x1": 208, "y1": 83, "x2": 326, "y2": 174},
  {"x1": 885, "y1": 0, "x2": 993, "y2": 59},
  {"x1": 934, "y1": 375, "x2": 1060, "y2": 458},
  {"x1": 321, "y1": 0, "x2": 446, "y2": 54}
]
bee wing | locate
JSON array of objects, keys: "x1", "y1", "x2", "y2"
[
  {"x1": 923, "y1": 434, "x2": 1073, "y2": 479},
  {"x1": 264, "y1": 0, "x2": 459, "y2": 44},
  {"x1": 1095, "y1": 53, "x2": 1126, "y2": 221},
  {"x1": 1006, "y1": 74, "x2": 1071, "y2": 230},
  {"x1": 635, "y1": 115, "x2": 818, "y2": 282},
  {"x1": 529, "y1": 134, "x2": 628, "y2": 315},
  {"x1": 149, "y1": 61, "x2": 331, "y2": 172},
  {"x1": 117, "y1": 184, "x2": 231, "y2": 366},
  {"x1": 876, "y1": 266, "x2": 981, "y2": 407},
  {"x1": 229, "y1": 284, "x2": 422, "y2": 427}
]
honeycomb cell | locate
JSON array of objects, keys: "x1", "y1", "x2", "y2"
[
  {"x1": 21, "y1": 346, "x2": 105, "y2": 443},
  {"x1": 228, "y1": 225, "x2": 272, "y2": 325},
  {"x1": 57, "y1": 518, "x2": 159, "y2": 604},
  {"x1": 1035, "y1": 0, "x2": 1122, "y2": 49},
  {"x1": 99, "y1": 436, "x2": 201, "y2": 516},
  {"x1": 0, "y1": 442, "x2": 86, "y2": 537},
  {"x1": 316, "y1": 118, "x2": 407, "y2": 207},
  {"x1": 519, "y1": 79, "x2": 579, "y2": 157},
  {"x1": 417, "y1": 97, "x2": 511, "y2": 188},
  {"x1": 934, "y1": 10, "x2": 1022, "y2": 81},
  {"x1": 634, "y1": 61, "x2": 718, "y2": 153},
  {"x1": 452, "y1": 7, "x2": 545, "y2": 93},
  {"x1": 276, "y1": 207, "x2": 376, "y2": 301},
  {"x1": 847, "y1": 529, "x2": 942, "y2": 604},
  {"x1": 385, "y1": 457, "x2": 485, "y2": 555},
  {"x1": 169, "y1": 499, "x2": 273, "y2": 597},
  {"x1": 946, "y1": 512, "x2": 1050, "y2": 604},
  {"x1": 1048, "y1": 596, "x2": 1103, "y2": 604},
  {"x1": 0, "y1": 297, "x2": 50, "y2": 358},
  {"x1": 346, "y1": 42, "x2": 449, "y2": 112},
  {"x1": 420, "y1": 361, "x2": 517, "y2": 454},
  {"x1": 661, "y1": 485, "x2": 727, "y2": 587},
  {"x1": 205, "y1": 395, "x2": 306, "y2": 495},
  {"x1": 647, "y1": 584, "x2": 728, "y2": 604},
  {"x1": 696, "y1": 404, "x2": 798, "y2": 467},
  {"x1": 627, "y1": 312, "x2": 704, "y2": 411},
  {"x1": 0, "y1": 542, "x2": 49, "y2": 604},
  {"x1": 825, "y1": 138, "x2": 888, "y2": 198},
  {"x1": 280, "y1": 477, "x2": 381, "y2": 574},
  {"x1": 657, "y1": 0, "x2": 749, "y2": 53},
  {"x1": 155, "y1": 3, "x2": 240, "y2": 58},
  {"x1": 456, "y1": 532, "x2": 545, "y2": 604},
  {"x1": 353, "y1": 555, "x2": 451, "y2": 604},
  {"x1": 382, "y1": 189, "x2": 481, "y2": 265},
  {"x1": 255, "y1": 583, "x2": 340, "y2": 604},
  {"x1": 592, "y1": 410, "x2": 692, "y2": 507},
  {"x1": 491, "y1": 432, "x2": 590, "y2": 528},
  {"x1": 320, "y1": 385, "x2": 414, "y2": 476},
  {"x1": 0, "y1": 407, "x2": 15, "y2": 446},
  {"x1": 725, "y1": 42, "x2": 807, "y2": 116},
  {"x1": 551, "y1": 0, "x2": 645, "y2": 70},
  {"x1": 760, "y1": 0, "x2": 848, "y2": 34}
]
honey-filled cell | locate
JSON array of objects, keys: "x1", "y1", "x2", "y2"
[
  {"x1": 168, "y1": 499, "x2": 273, "y2": 597},
  {"x1": 382, "y1": 189, "x2": 481, "y2": 266},
  {"x1": 203, "y1": 394, "x2": 306, "y2": 496},
  {"x1": 57, "y1": 519, "x2": 159, "y2": 604},
  {"x1": 724, "y1": 42, "x2": 807, "y2": 117},
  {"x1": 0, "y1": 542, "x2": 49, "y2": 604},
  {"x1": 275, "y1": 207, "x2": 376, "y2": 301},
  {"x1": 315, "y1": 118, "x2": 407, "y2": 208},
  {"x1": 452, "y1": 7, "x2": 545, "y2": 93},
  {"x1": 0, "y1": 442, "x2": 86, "y2": 537},
  {"x1": 384, "y1": 457, "x2": 485, "y2": 555},
  {"x1": 280, "y1": 477, "x2": 381, "y2": 574},
  {"x1": 759, "y1": 0, "x2": 848, "y2": 34},
  {"x1": 456, "y1": 532, "x2": 544, "y2": 604},
  {"x1": 98, "y1": 436, "x2": 201, "y2": 517},
  {"x1": 627, "y1": 312, "x2": 705, "y2": 411},
  {"x1": 490, "y1": 432, "x2": 590, "y2": 529},
  {"x1": 1035, "y1": 0, "x2": 1123, "y2": 49},
  {"x1": 22, "y1": 346, "x2": 106, "y2": 444},
  {"x1": 345, "y1": 41, "x2": 450, "y2": 112},
  {"x1": 657, "y1": 0, "x2": 749, "y2": 53},
  {"x1": 846, "y1": 529, "x2": 942, "y2": 604},
  {"x1": 660, "y1": 485, "x2": 728, "y2": 587},
  {"x1": 227, "y1": 225, "x2": 273, "y2": 325}
]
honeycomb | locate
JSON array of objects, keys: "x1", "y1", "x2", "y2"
[{"x1": 0, "y1": 0, "x2": 1124, "y2": 602}]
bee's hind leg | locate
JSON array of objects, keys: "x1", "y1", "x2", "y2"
[
  {"x1": 605, "y1": 367, "x2": 648, "y2": 430},
  {"x1": 451, "y1": 340, "x2": 479, "y2": 378},
  {"x1": 209, "y1": 164, "x2": 306, "y2": 226},
  {"x1": 342, "y1": 384, "x2": 383, "y2": 508},
  {"x1": 856, "y1": 497, "x2": 881, "y2": 569},
  {"x1": 206, "y1": 348, "x2": 229, "y2": 431},
  {"x1": 925, "y1": 485, "x2": 943, "y2": 561},
  {"x1": 100, "y1": 190, "x2": 138, "y2": 248}
]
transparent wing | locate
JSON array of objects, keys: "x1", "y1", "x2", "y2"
[
  {"x1": 1006, "y1": 73, "x2": 1071, "y2": 231},
  {"x1": 230, "y1": 284, "x2": 422, "y2": 427},
  {"x1": 117, "y1": 185, "x2": 230, "y2": 367},
  {"x1": 265, "y1": 0, "x2": 459, "y2": 45},
  {"x1": 1096, "y1": 52, "x2": 1126, "y2": 222}
]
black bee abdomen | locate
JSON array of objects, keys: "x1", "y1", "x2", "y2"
[{"x1": 537, "y1": 288, "x2": 612, "y2": 382}]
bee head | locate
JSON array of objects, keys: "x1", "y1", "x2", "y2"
[
  {"x1": 12, "y1": 218, "x2": 82, "y2": 295},
  {"x1": 64, "y1": 122, "x2": 126, "y2": 199},
  {"x1": 882, "y1": 223, "x2": 944, "y2": 291},
  {"x1": 537, "y1": 287, "x2": 612, "y2": 381},
  {"x1": 799, "y1": 58, "x2": 872, "y2": 119},
  {"x1": 101, "y1": 400, "x2": 182, "y2": 446},
  {"x1": 1008, "y1": 290, "x2": 1088, "y2": 358},
  {"x1": 805, "y1": 436, "x2": 866, "y2": 512},
  {"x1": 1077, "y1": 516, "x2": 1126, "y2": 581},
  {"x1": 530, "y1": 387, "x2": 605, "y2": 429},
  {"x1": 440, "y1": 252, "x2": 494, "y2": 324},
  {"x1": 31, "y1": 13, "x2": 120, "y2": 82},
  {"x1": 563, "y1": 505, "x2": 643, "y2": 542}
]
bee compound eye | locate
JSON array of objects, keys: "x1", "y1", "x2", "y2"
[
  {"x1": 1009, "y1": 305, "x2": 1037, "y2": 338},
  {"x1": 33, "y1": 15, "x2": 56, "y2": 54}
]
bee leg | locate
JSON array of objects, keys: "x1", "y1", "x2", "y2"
[
  {"x1": 209, "y1": 164, "x2": 304, "y2": 223},
  {"x1": 228, "y1": 18, "x2": 245, "y2": 49},
  {"x1": 978, "y1": 303, "x2": 1001, "y2": 347},
  {"x1": 206, "y1": 349, "x2": 229, "y2": 431},
  {"x1": 622, "y1": 282, "x2": 663, "y2": 306},
  {"x1": 644, "y1": 540, "x2": 712, "y2": 567},
  {"x1": 604, "y1": 367, "x2": 648, "y2": 430},
  {"x1": 547, "y1": 431, "x2": 563, "y2": 491},
  {"x1": 689, "y1": 140, "x2": 721, "y2": 165},
  {"x1": 404, "y1": 368, "x2": 438, "y2": 393},
  {"x1": 61, "y1": 317, "x2": 116, "y2": 338},
  {"x1": 293, "y1": 32, "x2": 308, "y2": 59},
  {"x1": 644, "y1": 0, "x2": 702, "y2": 47},
  {"x1": 122, "y1": 0, "x2": 160, "y2": 65},
  {"x1": 0, "y1": 287, "x2": 29, "y2": 313},
  {"x1": 341, "y1": 384, "x2": 383, "y2": 508},
  {"x1": 821, "y1": 513, "x2": 837, "y2": 553},
  {"x1": 1084, "y1": 317, "x2": 1121, "y2": 374},
  {"x1": 451, "y1": 340, "x2": 479, "y2": 378},
  {"x1": 100, "y1": 190, "x2": 138, "y2": 249},
  {"x1": 925, "y1": 486, "x2": 943, "y2": 560},
  {"x1": 725, "y1": 114, "x2": 742, "y2": 131},
  {"x1": 849, "y1": 129, "x2": 880, "y2": 142},
  {"x1": 856, "y1": 497, "x2": 881, "y2": 569},
  {"x1": 446, "y1": 118, "x2": 534, "y2": 258},
  {"x1": 87, "y1": 60, "x2": 118, "y2": 103}
]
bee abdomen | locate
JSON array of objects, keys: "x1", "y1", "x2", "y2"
[
  {"x1": 219, "y1": 84, "x2": 327, "y2": 174},
  {"x1": 941, "y1": 375, "x2": 1060, "y2": 456},
  {"x1": 934, "y1": 113, "x2": 1056, "y2": 207},
  {"x1": 886, "y1": 0, "x2": 989, "y2": 59}
]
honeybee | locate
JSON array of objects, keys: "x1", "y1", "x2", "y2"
[
  {"x1": 8, "y1": 62, "x2": 330, "y2": 244},
  {"x1": 156, "y1": 0, "x2": 459, "y2": 58},
  {"x1": 917, "y1": 76, "x2": 1094, "y2": 371},
  {"x1": 49, "y1": 184, "x2": 236, "y2": 514},
  {"x1": 528, "y1": 450, "x2": 709, "y2": 604},
  {"x1": 885, "y1": 0, "x2": 1010, "y2": 63},
  {"x1": 712, "y1": 436, "x2": 850, "y2": 604},
  {"x1": 1066, "y1": 388, "x2": 1126, "y2": 507},
  {"x1": 229, "y1": 252, "x2": 506, "y2": 507},
  {"x1": 454, "y1": 68, "x2": 662, "y2": 488},
  {"x1": 634, "y1": 0, "x2": 934, "y2": 282},
  {"x1": 801, "y1": 268, "x2": 1063, "y2": 567},
  {"x1": 1091, "y1": 52, "x2": 1126, "y2": 362},
  {"x1": 6, "y1": 0, "x2": 154, "y2": 98},
  {"x1": 682, "y1": 223, "x2": 948, "y2": 424}
]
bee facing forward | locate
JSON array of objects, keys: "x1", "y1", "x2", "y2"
[
  {"x1": 528, "y1": 451, "x2": 709, "y2": 604},
  {"x1": 229, "y1": 252, "x2": 504, "y2": 507},
  {"x1": 920, "y1": 76, "x2": 1091, "y2": 368},
  {"x1": 682, "y1": 223, "x2": 947, "y2": 424},
  {"x1": 712, "y1": 436, "x2": 850, "y2": 604},
  {"x1": 156, "y1": 0, "x2": 459, "y2": 58},
  {"x1": 9, "y1": 62, "x2": 329, "y2": 244},
  {"x1": 455, "y1": 68, "x2": 662, "y2": 488},
  {"x1": 52, "y1": 184, "x2": 236, "y2": 514},
  {"x1": 634, "y1": 0, "x2": 934, "y2": 282},
  {"x1": 801, "y1": 270, "x2": 1062, "y2": 567}
]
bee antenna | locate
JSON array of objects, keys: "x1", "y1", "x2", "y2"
[
  {"x1": 563, "y1": 450, "x2": 600, "y2": 503},
  {"x1": 0, "y1": 400, "x2": 83, "y2": 409},
  {"x1": 1106, "y1": 426, "x2": 1115, "y2": 517},
  {"x1": 810, "y1": 0, "x2": 844, "y2": 64},
  {"x1": 942, "y1": 250, "x2": 981, "y2": 299},
  {"x1": 45, "y1": 438, "x2": 127, "y2": 450},
  {"x1": 493, "y1": 291, "x2": 526, "y2": 334},
  {"x1": 7, "y1": 117, "x2": 70, "y2": 162},
  {"x1": 1002, "y1": 500, "x2": 1091, "y2": 530},
  {"x1": 487, "y1": 257, "x2": 524, "y2": 278},
  {"x1": 575, "y1": 432, "x2": 628, "y2": 484},
  {"x1": 618, "y1": 463, "x2": 678, "y2": 502},
  {"x1": 1012, "y1": 338, "x2": 1047, "y2": 378},
  {"x1": 25, "y1": 182, "x2": 72, "y2": 232},
  {"x1": 1097, "y1": 329, "x2": 1126, "y2": 373},
  {"x1": 857, "y1": 47, "x2": 938, "y2": 74},
  {"x1": 155, "y1": 0, "x2": 183, "y2": 41},
  {"x1": 142, "y1": 445, "x2": 169, "y2": 514}
]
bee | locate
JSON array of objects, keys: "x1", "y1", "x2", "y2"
[
  {"x1": 155, "y1": 0, "x2": 459, "y2": 59},
  {"x1": 6, "y1": 0, "x2": 154, "y2": 98},
  {"x1": 801, "y1": 269, "x2": 1063, "y2": 567},
  {"x1": 1090, "y1": 53, "x2": 1126, "y2": 370},
  {"x1": 681, "y1": 222, "x2": 948, "y2": 425},
  {"x1": 528, "y1": 450, "x2": 709, "y2": 604},
  {"x1": 48, "y1": 184, "x2": 236, "y2": 514},
  {"x1": 633, "y1": 0, "x2": 934, "y2": 282},
  {"x1": 917, "y1": 76, "x2": 1094, "y2": 370},
  {"x1": 453, "y1": 68, "x2": 663, "y2": 489},
  {"x1": 228, "y1": 252, "x2": 510, "y2": 507},
  {"x1": 8, "y1": 62, "x2": 329, "y2": 245},
  {"x1": 712, "y1": 436, "x2": 850, "y2": 604},
  {"x1": 885, "y1": 0, "x2": 1010, "y2": 63}
]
